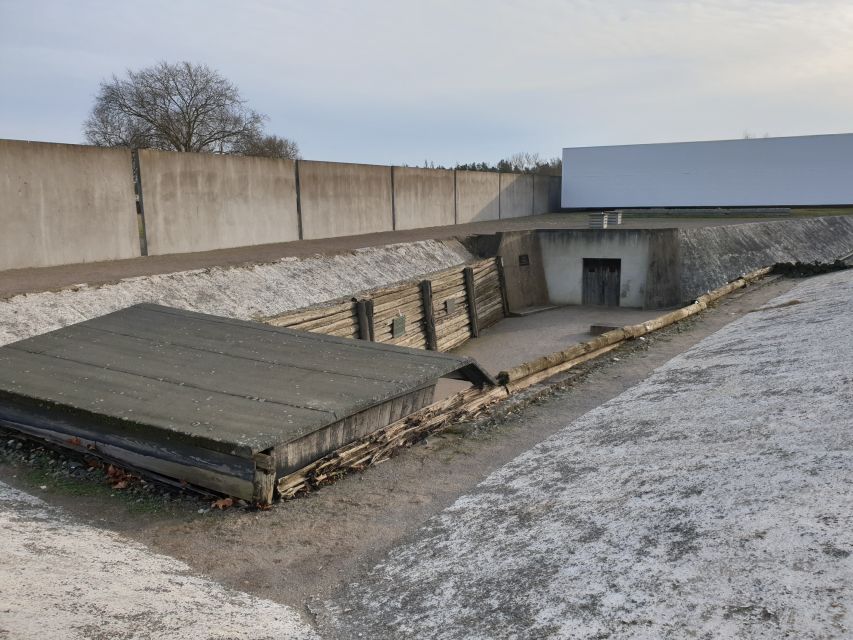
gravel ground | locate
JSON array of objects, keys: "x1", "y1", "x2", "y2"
[
  {"x1": 0, "y1": 482, "x2": 317, "y2": 640},
  {"x1": 0, "y1": 239, "x2": 471, "y2": 346},
  {"x1": 323, "y1": 269, "x2": 853, "y2": 639}
]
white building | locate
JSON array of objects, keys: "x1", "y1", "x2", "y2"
[{"x1": 562, "y1": 133, "x2": 853, "y2": 209}]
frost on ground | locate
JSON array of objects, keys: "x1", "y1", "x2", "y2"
[
  {"x1": 0, "y1": 239, "x2": 472, "y2": 345},
  {"x1": 326, "y1": 270, "x2": 853, "y2": 639},
  {"x1": 0, "y1": 482, "x2": 318, "y2": 640}
]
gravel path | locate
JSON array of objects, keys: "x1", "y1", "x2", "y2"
[{"x1": 324, "y1": 270, "x2": 853, "y2": 639}]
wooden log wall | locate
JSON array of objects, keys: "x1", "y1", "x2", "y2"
[
  {"x1": 472, "y1": 258, "x2": 506, "y2": 330},
  {"x1": 372, "y1": 281, "x2": 428, "y2": 349},
  {"x1": 264, "y1": 299, "x2": 360, "y2": 339},
  {"x1": 261, "y1": 257, "x2": 506, "y2": 353}
]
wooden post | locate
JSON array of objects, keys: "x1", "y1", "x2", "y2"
[
  {"x1": 463, "y1": 266, "x2": 480, "y2": 338},
  {"x1": 420, "y1": 280, "x2": 438, "y2": 350},
  {"x1": 356, "y1": 299, "x2": 374, "y2": 341},
  {"x1": 252, "y1": 450, "x2": 276, "y2": 505},
  {"x1": 366, "y1": 299, "x2": 375, "y2": 341},
  {"x1": 495, "y1": 256, "x2": 510, "y2": 317}
]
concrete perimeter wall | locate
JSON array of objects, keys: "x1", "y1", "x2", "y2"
[
  {"x1": 679, "y1": 216, "x2": 853, "y2": 298},
  {"x1": 499, "y1": 174, "x2": 534, "y2": 219},
  {"x1": 299, "y1": 161, "x2": 393, "y2": 239},
  {"x1": 0, "y1": 140, "x2": 139, "y2": 271},
  {"x1": 0, "y1": 139, "x2": 562, "y2": 271},
  {"x1": 139, "y1": 149, "x2": 299, "y2": 255},
  {"x1": 393, "y1": 167, "x2": 455, "y2": 230},
  {"x1": 456, "y1": 171, "x2": 500, "y2": 223}
]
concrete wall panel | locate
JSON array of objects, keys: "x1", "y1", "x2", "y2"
[
  {"x1": 497, "y1": 231, "x2": 549, "y2": 311},
  {"x1": 139, "y1": 150, "x2": 298, "y2": 256},
  {"x1": 393, "y1": 167, "x2": 455, "y2": 230},
  {"x1": 532, "y1": 175, "x2": 550, "y2": 215},
  {"x1": 548, "y1": 176, "x2": 562, "y2": 211},
  {"x1": 299, "y1": 161, "x2": 392, "y2": 239},
  {"x1": 499, "y1": 173, "x2": 534, "y2": 219},
  {"x1": 539, "y1": 229, "x2": 651, "y2": 308},
  {"x1": 563, "y1": 133, "x2": 853, "y2": 208},
  {"x1": 455, "y1": 171, "x2": 500, "y2": 224},
  {"x1": 0, "y1": 140, "x2": 139, "y2": 271}
]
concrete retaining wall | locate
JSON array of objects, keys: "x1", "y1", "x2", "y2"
[
  {"x1": 679, "y1": 216, "x2": 853, "y2": 298},
  {"x1": 456, "y1": 171, "x2": 500, "y2": 223},
  {"x1": 539, "y1": 229, "x2": 652, "y2": 308},
  {"x1": 497, "y1": 232, "x2": 549, "y2": 311},
  {"x1": 299, "y1": 161, "x2": 393, "y2": 239},
  {"x1": 139, "y1": 150, "x2": 299, "y2": 255},
  {"x1": 0, "y1": 140, "x2": 139, "y2": 270},
  {"x1": 499, "y1": 174, "x2": 534, "y2": 219},
  {"x1": 393, "y1": 167, "x2": 455, "y2": 230}
]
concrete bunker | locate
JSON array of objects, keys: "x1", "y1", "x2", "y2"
[
  {"x1": 0, "y1": 304, "x2": 493, "y2": 504},
  {"x1": 483, "y1": 216, "x2": 853, "y2": 311}
]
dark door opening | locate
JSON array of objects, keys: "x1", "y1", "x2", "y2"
[{"x1": 582, "y1": 258, "x2": 621, "y2": 306}]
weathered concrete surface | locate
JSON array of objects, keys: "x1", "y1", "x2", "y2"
[
  {"x1": 539, "y1": 229, "x2": 652, "y2": 307},
  {"x1": 679, "y1": 216, "x2": 853, "y2": 298},
  {"x1": 326, "y1": 270, "x2": 853, "y2": 639},
  {"x1": 455, "y1": 170, "x2": 500, "y2": 223},
  {"x1": 533, "y1": 174, "x2": 559, "y2": 214},
  {"x1": 496, "y1": 231, "x2": 549, "y2": 311},
  {"x1": 299, "y1": 161, "x2": 393, "y2": 239},
  {"x1": 392, "y1": 167, "x2": 455, "y2": 230},
  {"x1": 0, "y1": 482, "x2": 316, "y2": 639},
  {"x1": 139, "y1": 149, "x2": 299, "y2": 256},
  {"x1": 0, "y1": 140, "x2": 139, "y2": 270},
  {"x1": 499, "y1": 173, "x2": 534, "y2": 219},
  {"x1": 644, "y1": 228, "x2": 681, "y2": 308},
  {"x1": 0, "y1": 239, "x2": 472, "y2": 346}
]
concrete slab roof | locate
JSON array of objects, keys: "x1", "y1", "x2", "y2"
[{"x1": 0, "y1": 304, "x2": 492, "y2": 458}]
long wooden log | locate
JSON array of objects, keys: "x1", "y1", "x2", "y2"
[
  {"x1": 264, "y1": 300, "x2": 354, "y2": 326},
  {"x1": 288, "y1": 313, "x2": 357, "y2": 333},
  {"x1": 498, "y1": 266, "x2": 770, "y2": 384}
]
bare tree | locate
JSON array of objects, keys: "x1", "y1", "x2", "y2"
[
  {"x1": 231, "y1": 133, "x2": 300, "y2": 160},
  {"x1": 84, "y1": 61, "x2": 294, "y2": 155}
]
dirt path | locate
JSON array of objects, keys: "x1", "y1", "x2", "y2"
[
  {"x1": 0, "y1": 276, "x2": 799, "y2": 620},
  {"x1": 0, "y1": 213, "x2": 790, "y2": 298}
]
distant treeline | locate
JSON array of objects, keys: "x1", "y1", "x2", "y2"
[{"x1": 411, "y1": 152, "x2": 562, "y2": 176}]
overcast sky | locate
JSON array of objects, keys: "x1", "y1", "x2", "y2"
[{"x1": 1, "y1": 0, "x2": 852, "y2": 166}]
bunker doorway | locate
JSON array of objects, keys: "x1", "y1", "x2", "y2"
[{"x1": 582, "y1": 258, "x2": 621, "y2": 306}]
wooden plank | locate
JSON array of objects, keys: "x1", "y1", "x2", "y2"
[
  {"x1": 371, "y1": 290, "x2": 424, "y2": 313},
  {"x1": 264, "y1": 300, "x2": 354, "y2": 325},
  {"x1": 0, "y1": 410, "x2": 255, "y2": 499},
  {"x1": 288, "y1": 314, "x2": 358, "y2": 334}
]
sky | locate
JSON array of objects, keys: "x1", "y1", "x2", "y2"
[{"x1": 1, "y1": 0, "x2": 852, "y2": 166}]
